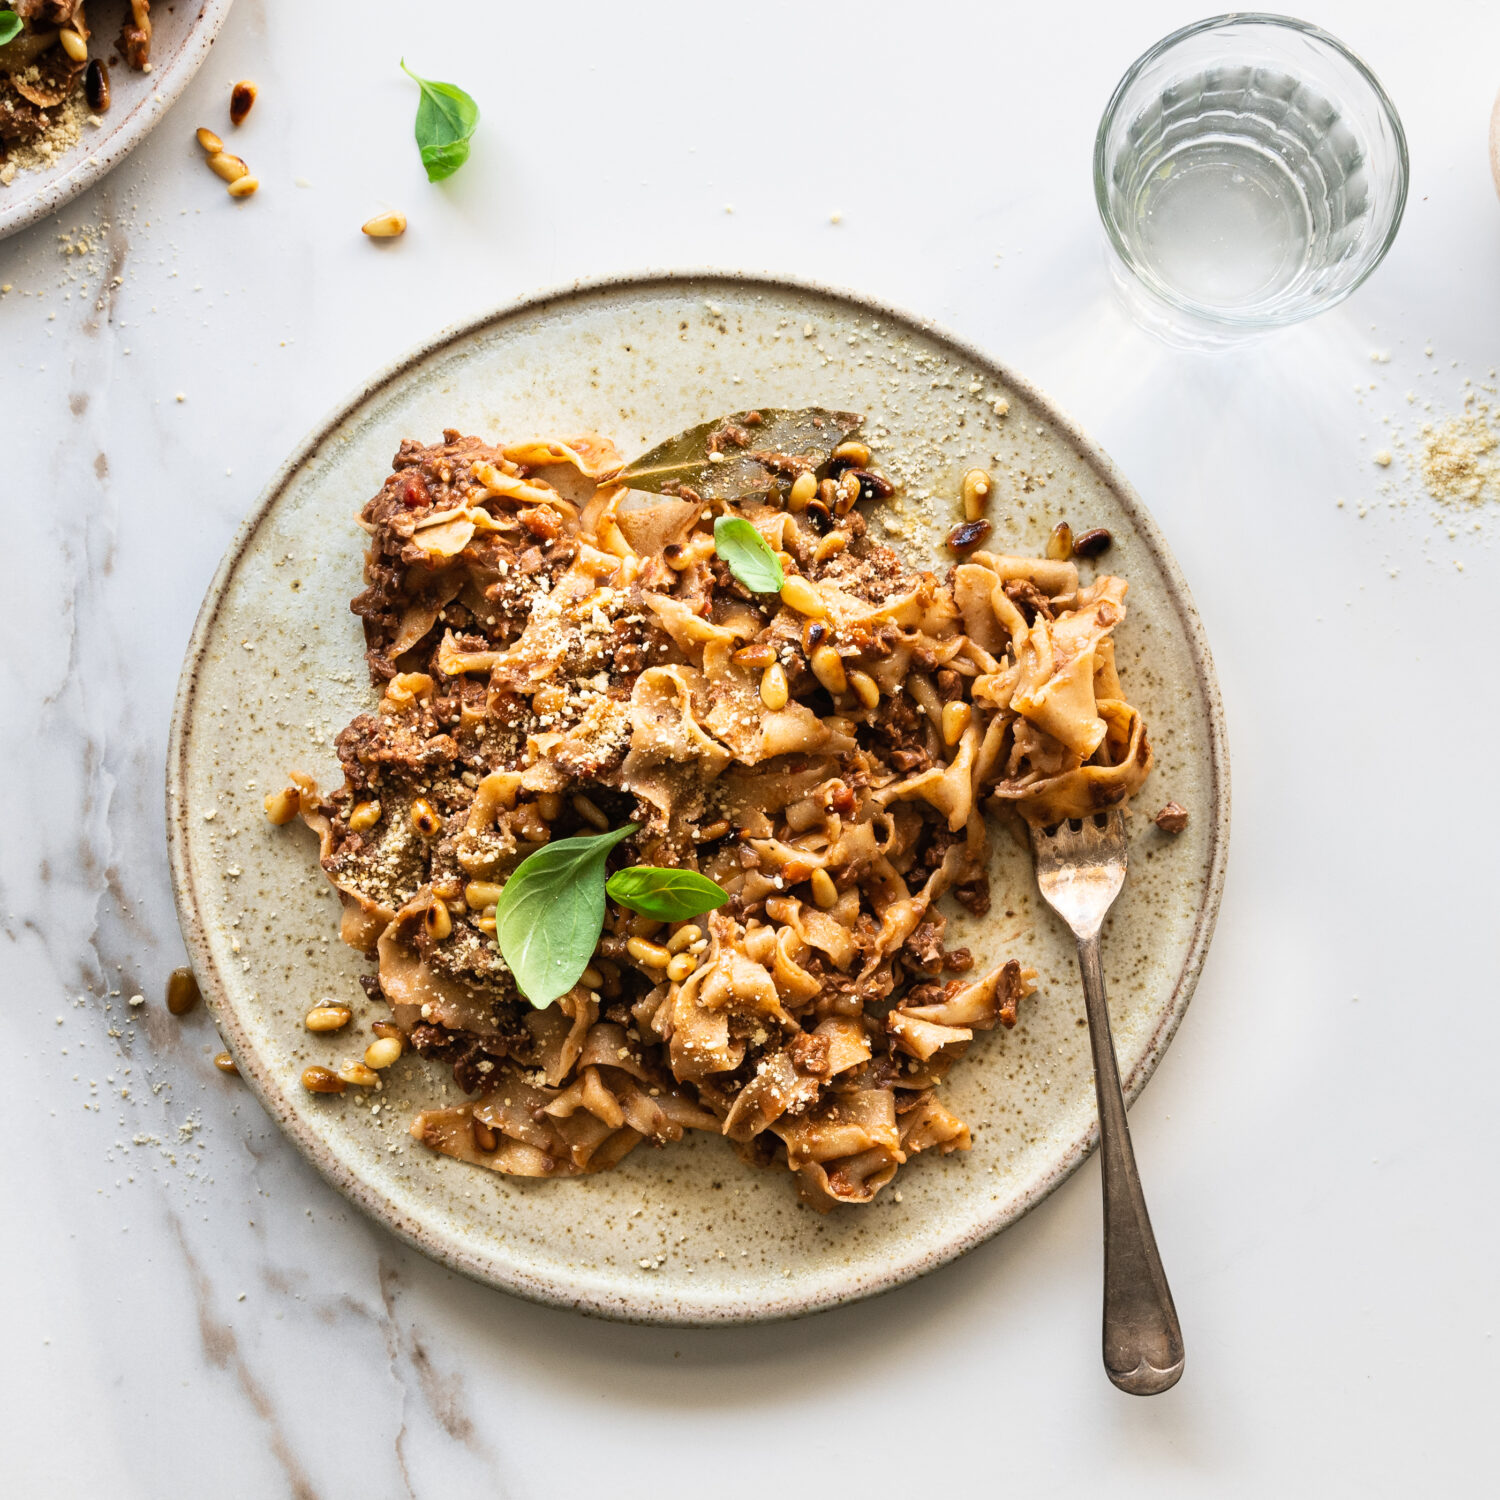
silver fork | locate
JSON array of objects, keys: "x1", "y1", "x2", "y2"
[{"x1": 1030, "y1": 810, "x2": 1185, "y2": 1395}]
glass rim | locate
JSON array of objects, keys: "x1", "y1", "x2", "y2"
[{"x1": 1092, "y1": 12, "x2": 1411, "y2": 330}]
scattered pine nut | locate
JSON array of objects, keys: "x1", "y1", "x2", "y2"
[
  {"x1": 166, "y1": 967, "x2": 201, "y2": 1017},
  {"x1": 227, "y1": 176, "x2": 259, "y2": 199},
  {"x1": 208, "y1": 152, "x2": 249, "y2": 183},
  {"x1": 195, "y1": 126, "x2": 223, "y2": 155},
  {"x1": 230, "y1": 80, "x2": 257, "y2": 127},
  {"x1": 213, "y1": 1051, "x2": 239, "y2": 1075},
  {"x1": 363, "y1": 211, "x2": 407, "y2": 239}
]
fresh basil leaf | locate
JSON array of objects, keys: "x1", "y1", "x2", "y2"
[
  {"x1": 606, "y1": 867, "x2": 728, "y2": 922},
  {"x1": 400, "y1": 59, "x2": 479, "y2": 183},
  {"x1": 0, "y1": 13, "x2": 24, "y2": 47},
  {"x1": 493, "y1": 824, "x2": 636, "y2": 1007},
  {"x1": 713, "y1": 516, "x2": 784, "y2": 594},
  {"x1": 618, "y1": 408, "x2": 863, "y2": 502}
]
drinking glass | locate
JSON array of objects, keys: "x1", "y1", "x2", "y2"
[{"x1": 1095, "y1": 14, "x2": 1408, "y2": 346}]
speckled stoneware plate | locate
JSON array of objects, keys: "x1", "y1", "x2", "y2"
[
  {"x1": 168, "y1": 272, "x2": 1229, "y2": 1325},
  {"x1": 0, "y1": 0, "x2": 234, "y2": 243}
]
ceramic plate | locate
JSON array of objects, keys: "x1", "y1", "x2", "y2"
[
  {"x1": 0, "y1": 1, "x2": 234, "y2": 242},
  {"x1": 167, "y1": 273, "x2": 1229, "y2": 1325}
]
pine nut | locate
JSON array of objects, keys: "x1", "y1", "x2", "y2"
[
  {"x1": 60, "y1": 28, "x2": 88, "y2": 63},
  {"x1": 363, "y1": 211, "x2": 407, "y2": 239},
  {"x1": 476, "y1": 915, "x2": 497, "y2": 934},
  {"x1": 213, "y1": 1051, "x2": 239, "y2": 1075},
  {"x1": 305, "y1": 1004, "x2": 352, "y2": 1033},
  {"x1": 263, "y1": 785, "x2": 299, "y2": 825},
  {"x1": 809, "y1": 868, "x2": 839, "y2": 909},
  {"x1": 338, "y1": 1061, "x2": 379, "y2": 1088},
  {"x1": 779, "y1": 576, "x2": 827, "y2": 618},
  {"x1": 849, "y1": 670, "x2": 880, "y2": 710},
  {"x1": 472, "y1": 1117, "x2": 498, "y2": 1152},
  {"x1": 666, "y1": 924, "x2": 702, "y2": 953},
  {"x1": 302, "y1": 1065, "x2": 345, "y2": 1095},
  {"x1": 836, "y1": 471, "x2": 860, "y2": 514},
  {"x1": 811, "y1": 645, "x2": 848, "y2": 695},
  {"x1": 84, "y1": 59, "x2": 109, "y2": 112},
  {"x1": 788, "y1": 471, "x2": 817, "y2": 511},
  {"x1": 696, "y1": 818, "x2": 731, "y2": 841},
  {"x1": 372, "y1": 1021, "x2": 404, "y2": 1042},
  {"x1": 626, "y1": 936, "x2": 671, "y2": 969},
  {"x1": 230, "y1": 80, "x2": 257, "y2": 127},
  {"x1": 572, "y1": 793, "x2": 609, "y2": 830},
  {"x1": 166, "y1": 967, "x2": 201, "y2": 1016},
  {"x1": 760, "y1": 662, "x2": 789, "y2": 710},
  {"x1": 666, "y1": 953, "x2": 695, "y2": 982},
  {"x1": 813, "y1": 532, "x2": 847, "y2": 562},
  {"x1": 227, "y1": 176, "x2": 259, "y2": 199},
  {"x1": 1046, "y1": 522, "x2": 1074, "y2": 561},
  {"x1": 1072, "y1": 526, "x2": 1113, "y2": 558},
  {"x1": 802, "y1": 619, "x2": 830, "y2": 652},
  {"x1": 662, "y1": 543, "x2": 690, "y2": 571},
  {"x1": 196, "y1": 126, "x2": 223, "y2": 155},
  {"x1": 208, "y1": 152, "x2": 249, "y2": 183},
  {"x1": 832, "y1": 440, "x2": 871, "y2": 468},
  {"x1": 465, "y1": 881, "x2": 504, "y2": 911},
  {"x1": 537, "y1": 792, "x2": 563, "y2": 821},
  {"x1": 733, "y1": 642, "x2": 776, "y2": 668},
  {"x1": 425, "y1": 898, "x2": 452, "y2": 940},
  {"x1": 348, "y1": 801, "x2": 381, "y2": 832},
  {"x1": 961, "y1": 467, "x2": 993, "y2": 521},
  {"x1": 410, "y1": 798, "x2": 439, "y2": 836},
  {"x1": 365, "y1": 1036, "x2": 404, "y2": 1070},
  {"x1": 580, "y1": 965, "x2": 605, "y2": 990},
  {"x1": 942, "y1": 700, "x2": 972, "y2": 746}
]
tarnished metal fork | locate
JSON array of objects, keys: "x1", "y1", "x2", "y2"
[{"x1": 1030, "y1": 810, "x2": 1184, "y2": 1395}]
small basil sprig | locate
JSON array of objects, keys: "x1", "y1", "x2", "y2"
[
  {"x1": 713, "y1": 515, "x2": 784, "y2": 593},
  {"x1": 606, "y1": 867, "x2": 727, "y2": 922},
  {"x1": 400, "y1": 60, "x2": 479, "y2": 182},
  {"x1": 493, "y1": 824, "x2": 636, "y2": 1007},
  {"x1": 0, "y1": 11, "x2": 24, "y2": 47}
]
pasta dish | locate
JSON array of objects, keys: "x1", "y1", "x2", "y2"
[{"x1": 271, "y1": 410, "x2": 1152, "y2": 1209}]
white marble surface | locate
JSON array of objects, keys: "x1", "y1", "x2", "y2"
[{"x1": 4, "y1": 1, "x2": 1498, "y2": 1494}]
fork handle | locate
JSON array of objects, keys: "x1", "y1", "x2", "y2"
[{"x1": 1077, "y1": 931, "x2": 1185, "y2": 1395}]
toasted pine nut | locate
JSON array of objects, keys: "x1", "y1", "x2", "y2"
[
  {"x1": 666, "y1": 953, "x2": 695, "y2": 982},
  {"x1": 363, "y1": 211, "x2": 407, "y2": 239},
  {"x1": 666, "y1": 924, "x2": 702, "y2": 953},
  {"x1": 833, "y1": 440, "x2": 871, "y2": 467},
  {"x1": 302, "y1": 1065, "x2": 345, "y2": 1095},
  {"x1": 305, "y1": 1004, "x2": 352, "y2": 1033},
  {"x1": 230, "y1": 80, "x2": 257, "y2": 127},
  {"x1": 626, "y1": 913, "x2": 663, "y2": 938},
  {"x1": 227, "y1": 176, "x2": 259, "y2": 199},
  {"x1": 1072, "y1": 526, "x2": 1113, "y2": 559},
  {"x1": 195, "y1": 126, "x2": 223, "y2": 155},
  {"x1": 410, "y1": 798, "x2": 439, "y2": 836},
  {"x1": 663, "y1": 543, "x2": 690, "y2": 571},
  {"x1": 213, "y1": 1051, "x2": 239, "y2": 1075},
  {"x1": 779, "y1": 575, "x2": 827, "y2": 618},
  {"x1": 697, "y1": 818, "x2": 731, "y2": 842},
  {"x1": 1046, "y1": 522, "x2": 1074, "y2": 561},
  {"x1": 572, "y1": 793, "x2": 609, "y2": 831},
  {"x1": 537, "y1": 791, "x2": 563, "y2": 821},
  {"x1": 813, "y1": 532, "x2": 847, "y2": 562},
  {"x1": 942, "y1": 700, "x2": 972, "y2": 746},
  {"x1": 348, "y1": 800, "x2": 381, "y2": 832},
  {"x1": 760, "y1": 662, "x2": 789, "y2": 711},
  {"x1": 208, "y1": 152, "x2": 249, "y2": 183},
  {"x1": 464, "y1": 881, "x2": 504, "y2": 911},
  {"x1": 263, "y1": 785, "x2": 299, "y2": 825},
  {"x1": 60, "y1": 28, "x2": 88, "y2": 63},
  {"x1": 372, "y1": 1021, "x2": 404, "y2": 1042},
  {"x1": 338, "y1": 1061, "x2": 379, "y2": 1088},
  {"x1": 472, "y1": 1117, "x2": 498, "y2": 1152},
  {"x1": 476, "y1": 915, "x2": 497, "y2": 934},
  {"x1": 961, "y1": 468, "x2": 993, "y2": 521},
  {"x1": 809, "y1": 868, "x2": 839, "y2": 909},
  {"x1": 365, "y1": 1036, "x2": 404, "y2": 1070},
  {"x1": 802, "y1": 618, "x2": 830, "y2": 652},
  {"x1": 626, "y1": 936, "x2": 671, "y2": 969},
  {"x1": 733, "y1": 642, "x2": 776, "y2": 668},
  {"x1": 811, "y1": 645, "x2": 848, "y2": 696},
  {"x1": 788, "y1": 471, "x2": 817, "y2": 511},
  {"x1": 849, "y1": 669, "x2": 881, "y2": 710},
  {"x1": 166, "y1": 967, "x2": 201, "y2": 1017},
  {"x1": 425, "y1": 899, "x2": 452, "y2": 941},
  {"x1": 580, "y1": 965, "x2": 605, "y2": 990},
  {"x1": 836, "y1": 471, "x2": 861, "y2": 514}
]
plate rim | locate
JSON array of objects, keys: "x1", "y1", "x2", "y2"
[
  {"x1": 0, "y1": 0, "x2": 236, "y2": 243},
  {"x1": 166, "y1": 269, "x2": 1231, "y2": 1326}
]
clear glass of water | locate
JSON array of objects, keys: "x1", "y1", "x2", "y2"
[{"x1": 1095, "y1": 14, "x2": 1408, "y2": 346}]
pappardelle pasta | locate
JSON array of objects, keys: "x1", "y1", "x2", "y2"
[{"x1": 275, "y1": 413, "x2": 1152, "y2": 1209}]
